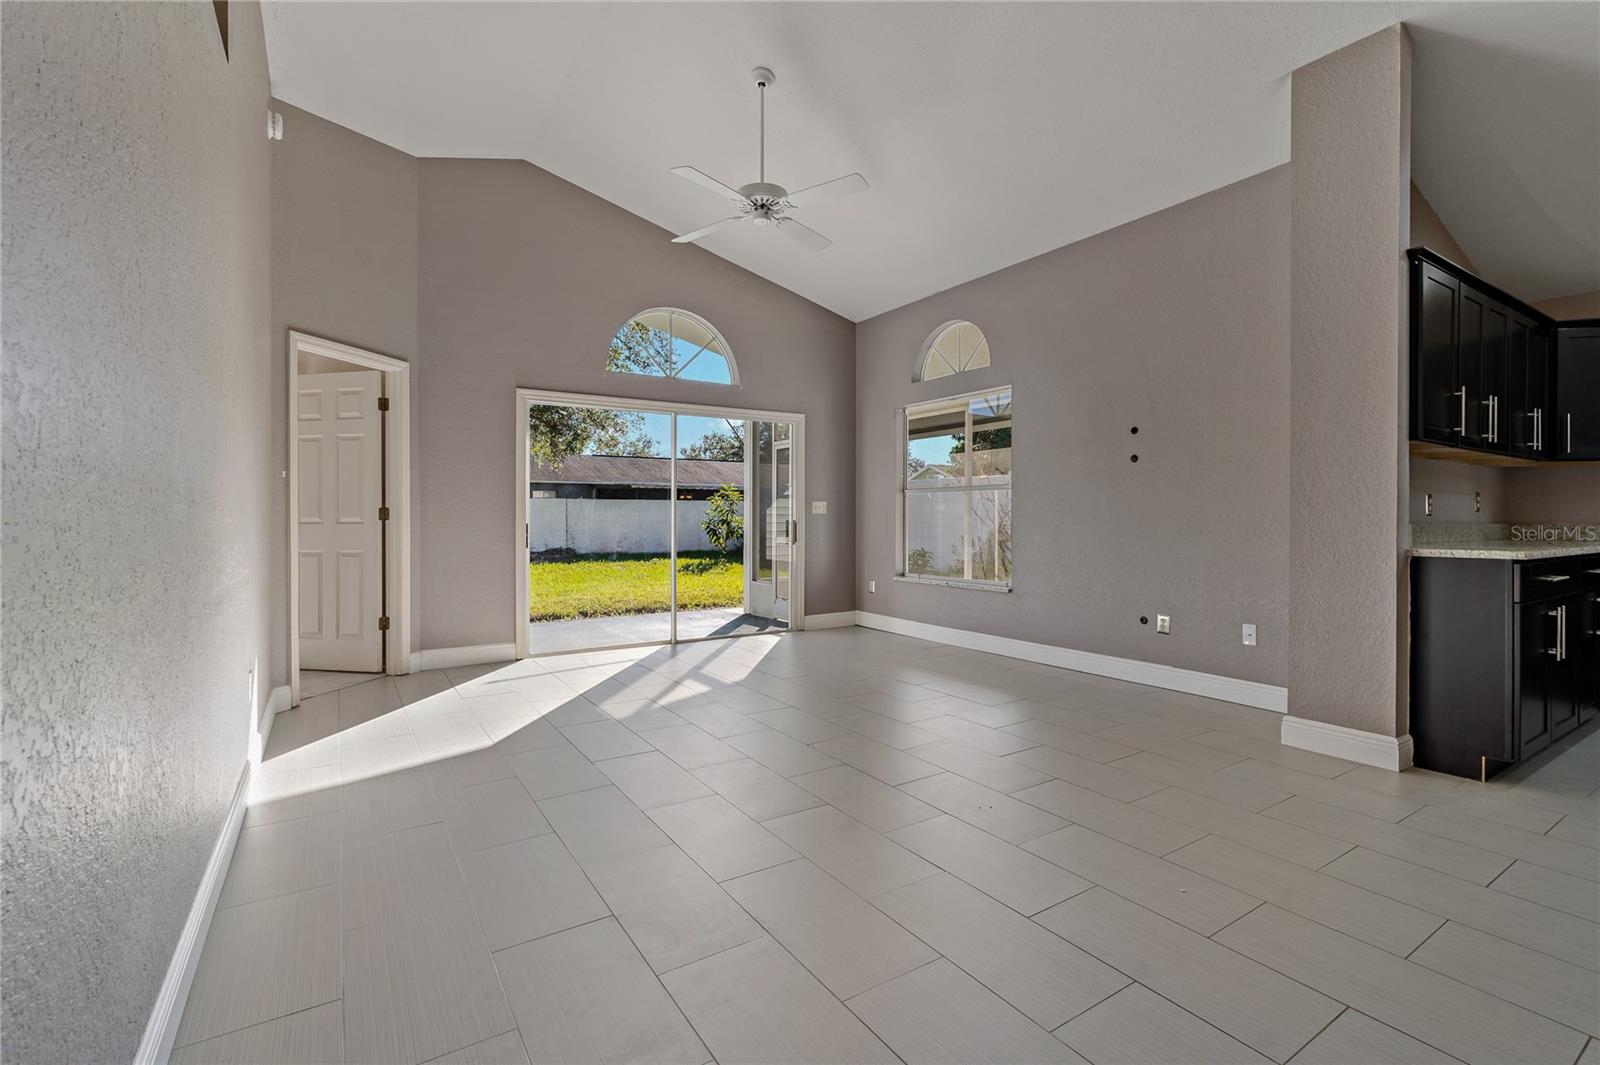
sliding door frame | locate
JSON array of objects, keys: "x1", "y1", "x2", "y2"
[{"x1": 514, "y1": 387, "x2": 806, "y2": 659}]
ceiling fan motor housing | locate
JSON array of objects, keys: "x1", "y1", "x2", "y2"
[{"x1": 739, "y1": 181, "x2": 790, "y2": 207}]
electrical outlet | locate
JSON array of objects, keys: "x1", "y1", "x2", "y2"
[
  {"x1": 811, "y1": 500, "x2": 827, "y2": 514},
  {"x1": 868, "y1": 579, "x2": 876, "y2": 593},
  {"x1": 1156, "y1": 614, "x2": 1171, "y2": 635},
  {"x1": 1242, "y1": 623, "x2": 1257, "y2": 646},
  {"x1": 1424, "y1": 491, "x2": 1433, "y2": 516}
]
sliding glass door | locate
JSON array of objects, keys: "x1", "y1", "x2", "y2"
[{"x1": 520, "y1": 392, "x2": 802, "y2": 656}]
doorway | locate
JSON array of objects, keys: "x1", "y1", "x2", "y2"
[
  {"x1": 288, "y1": 332, "x2": 412, "y2": 707},
  {"x1": 516, "y1": 389, "x2": 803, "y2": 657}
]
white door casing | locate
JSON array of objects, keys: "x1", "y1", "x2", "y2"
[{"x1": 297, "y1": 369, "x2": 383, "y2": 671}]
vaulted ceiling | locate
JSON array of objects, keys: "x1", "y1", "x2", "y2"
[{"x1": 262, "y1": 2, "x2": 1599, "y2": 320}]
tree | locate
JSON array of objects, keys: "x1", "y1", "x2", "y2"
[
  {"x1": 702, "y1": 485, "x2": 744, "y2": 553},
  {"x1": 681, "y1": 419, "x2": 745, "y2": 462},
  {"x1": 608, "y1": 319, "x2": 678, "y2": 377},
  {"x1": 529, "y1": 404, "x2": 656, "y2": 468}
]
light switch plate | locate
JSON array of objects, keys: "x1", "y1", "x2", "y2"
[
  {"x1": 868, "y1": 579, "x2": 876, "y2": 593},
  {"x1": 811, "y1": 500, "x2": 827, "y2": 514},
  {"x1": 1242, "y1": 623, "x2": 1257, "y2": 646},
  {"x1": 1156, "y1": 614, "x2": 1171, "y2": 635}
]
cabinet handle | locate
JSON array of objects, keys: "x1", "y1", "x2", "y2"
[
  {"x1": 1534, "y1": 574, "x2": 1571, "y2": 582},
  {"x1": 1491, "y1": 395, "x2": 1499, "y2": 442},
  {"x1": 1559, "y1": 604, "x2": 1567, "y2": 661},
  {"x1": 1567, "y1": 413, "x2": 1573, "y2": 454},
  {"x1": 1456, "y1": 389, "x2": 1468, "y2": 434},
  {"x1": 1534, "y1": 407, "x2": 1542, "y2": 450},
  {"x1": 1546, "y1": 608, "x2": 1562, "y2": 656}
]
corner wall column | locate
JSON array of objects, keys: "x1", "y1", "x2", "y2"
[{"x1": 1286, "y1": 24, "x2": 1414, "y2": 769}]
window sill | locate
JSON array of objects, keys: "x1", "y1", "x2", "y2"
[{"x1": 893, "y1": 574, "x2": 1013, "y2": 593}]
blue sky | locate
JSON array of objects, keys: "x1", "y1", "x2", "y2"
[{"x1": 606, "y1": 412, "x2": 743, "y2": 457}]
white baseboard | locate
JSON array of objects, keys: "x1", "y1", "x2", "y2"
[
  {"x1": 414, "y1": 643, "x2": 518, "y2": 672},
  {"x1": 253, "y1": 685, "x2": 291, "y2": 764},
  {"x1": 135, "y1": 761, "x2": 252, "y2": 1065},
  {"x1": 1281, "y1": 715, "x2": 1414, "y2": 771},
  {"x1": 852, "y1": 611, "x2": 1288, "y2": 713},
  {"x1": 803, "y1": 611, "x2": 856, "y2": 630}
]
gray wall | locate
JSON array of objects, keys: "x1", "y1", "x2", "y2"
[
  {"x1": 271, "y1": 101, "x2": 420, "y2": 670},
  {"x1": 854, "y1": 166, "x2": 1292, "y2": 687},
  {"x1": 1, "y1": 3, "x2": 272, "y2": 1061},
  {"x1": 1289, "y1": 26, "x2": 1411, "y2": 739},
  {"x1": 415, "y1": 158, "x2": 856, "y2": 650}
]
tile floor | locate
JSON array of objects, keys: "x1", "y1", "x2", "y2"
[{"x1": 177, "y1": 628, "x2": 1600, "y2": 1065}]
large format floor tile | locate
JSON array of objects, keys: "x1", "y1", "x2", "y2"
[
  {"x1": 764, "y1": 805, "x2": 937, "y2": 897},
  {"x1": 496, "y1": 918, "x2": 708, "y2": 1065},
  {"x1": 875, "y1": 874, "x2": 1128, "y2": 1030},
  {"x1": 661, "y1": 936, "x2": 899, "y2": 1064},
  {"x1": 170, "y1": 1001, "x2": 344, "y2": 1065},
  {"x1": 723, "y1": 859, "x2": 937, "y2": 998},
  {"x1": 847, "y1": 959, "x2": 1090, "y2": 1064},
  {"x1": 1053, "y1": 983, "x2": 1271, "y2": 1065},
  {"x1": 458, "y1": 834, "x2": 609, "y2": 951},
  {"x1": 1215, "y1": 904, "x2": 1588, "y2": 1065},
  {"x1": 344, "y1": 900, "x2": 516, "y2": 1065},
  {"x1": 889, "y1": 813, "x2": 1090, "y2": 916},
  {"x1": 174, "y1": 886, "x2": 341, "y2": 1047},
  {"x1": 646, "y1": 793, "x2": 798, "y2": 880},
  {"x1": 1034, "y1": 888, "x2": 1340, "y2": 1062}
]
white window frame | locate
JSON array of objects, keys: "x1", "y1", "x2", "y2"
[
  {"x1": 899, "y1": 385, "x2": 1013, "y2": 591},
  {"x1": 607, "y1": 307, "x2": 740, "y2": 385}
]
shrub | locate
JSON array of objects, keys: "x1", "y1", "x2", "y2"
[{"x1": 703, "y1": 485, "x2": 744, "y2": 553}]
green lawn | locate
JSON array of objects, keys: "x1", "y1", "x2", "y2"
[{"x1": 529, "y1": 552, "x2": 743, "y2": 621}]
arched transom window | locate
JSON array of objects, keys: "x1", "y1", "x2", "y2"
[
  {"x1": 607, "y1": 308, "x2": 737, "y2": 385},
  {"x1": 917, "y1": 320, "x2": 990, "y2": 382}
]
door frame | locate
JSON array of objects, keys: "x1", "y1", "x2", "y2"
[
  {"x1": 515, "y1": 387, "x2": 806, "y2": 659},
  {"x1": 288, "y1": 331, "x2": 413, "y2": 706}
]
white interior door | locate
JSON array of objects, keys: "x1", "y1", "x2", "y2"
[{"x1": 298, "y1": 369, "x2": 384, "y2": 671}]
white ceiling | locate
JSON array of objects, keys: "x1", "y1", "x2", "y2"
[{"x1": 262, "y1": 2, "x2": 1599, "y2": 321}]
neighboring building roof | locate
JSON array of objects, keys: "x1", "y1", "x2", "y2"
[{"x1": 531, "y1": 454, "x2": 742, "y2": 490}]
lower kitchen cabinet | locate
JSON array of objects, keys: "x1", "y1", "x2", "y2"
[{"x1": 1412, "y1": 551, "x2": 1599, "y2": 779}]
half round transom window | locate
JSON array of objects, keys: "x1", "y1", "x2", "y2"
[
  {"x1": 607, "y1": 308, "x2": 737, "y2": 385},
  {"x1": 917, "y1": 320, "x2": 990, "y2": 382}
]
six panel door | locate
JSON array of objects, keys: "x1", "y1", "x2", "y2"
[{"x1": 298, "y1": 369, "x2": 384, "y2": 672}]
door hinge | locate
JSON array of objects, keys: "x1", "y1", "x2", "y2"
[
  {"x1": 378, "y1": 506, "x2": 391, "y2": 521},
  {"x1": 378, "y1": 616, "x2": 391, "y2": 631},
  {"x1": 377, "y1": 397, "x2": 390, "y2": 412}
]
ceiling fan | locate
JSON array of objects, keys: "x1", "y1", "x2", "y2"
[{"x1": 671, "y1": 67, "x2": 868, "y2": 251}]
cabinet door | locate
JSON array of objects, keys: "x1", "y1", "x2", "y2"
[
  {"x1": 1527, "y1": 325, "x2": 1553, "y2": 458},
  {"x1": 1548, "y1": 595, "x2": 1581, "y2": 740},
  {"x1": 1458, "y1": 285, "x2": 1489, "y2": 448},
  {"x1": 1580, "y1": 588, "x2": 1600, "y2": 723},
  {"x1": 1480, "y1": 302, "x2": 1509, "y2": 451},
  {"x1": 1507, "y1": 316, "x2": 1533, "y2": 455},
  {"x1": 1415, "y1": 263, "x2": 1461, "y2": 444},
  {"x1": 1555, "y1": 326, "x2": 1600, "y2": 459},
  {"x1": 1516, "y1": 599, "x2": 1557, "y2": 760}
]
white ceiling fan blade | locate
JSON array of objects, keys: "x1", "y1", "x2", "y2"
[
  {"x1": 785, "y1": 172, "x2": 868, "y2": 208},
  {"x1": 776, "y1": 217, "x2": 832, "y2": 251},
  {"x1": 672, "y1": 216, "x2": 745, "y2": 244},
  {"x1": 671, "y1": 166, "x2": 747, "y2": 203}
]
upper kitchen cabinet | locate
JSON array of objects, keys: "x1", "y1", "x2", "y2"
[
  {"x1": 1408, "y1": 249, "x2": 1574, "y2": 462},
  {"x1": 1555, "y1": 322, "x2": 1600, "y2": 459}
]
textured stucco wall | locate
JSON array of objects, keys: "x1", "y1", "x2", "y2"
[
  {"x1": 854, "y1": 167, "x2": 1292, "y2": 687},
  {"x1": 270, "y1": 102, "x2": 420, "y2": 673},
  {"x1": 1289, "y1": 25, "x2": 1411, "y2": 738},
  {"x1": 1, "y1": 3, "x2": 272, "y2": 1061},
  {"x1": 415, "y1": 158, "x2": 857, "y2": 649}
]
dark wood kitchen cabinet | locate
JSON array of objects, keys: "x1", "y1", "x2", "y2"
[
  {"x1": 1408, "y1": 249, "x2": 1574, "y2": 462},
  {"x1": 1412, "y1": 550, "x2": 1599, "y2": 779},
  {"x1": 1554, "y1": 322, "x2": 1600, "y2": 460},
  {"x1": 1507, "y1": 312, "x2": 1552, "y2": 458}
]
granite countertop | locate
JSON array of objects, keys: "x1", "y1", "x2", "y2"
[
  {"x1": 1409, "y1": 540, "x2": 1600, "y2": 560},
  {"x1": 1409, "y1": 522, "x2": 1600, "y2": 560}
]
